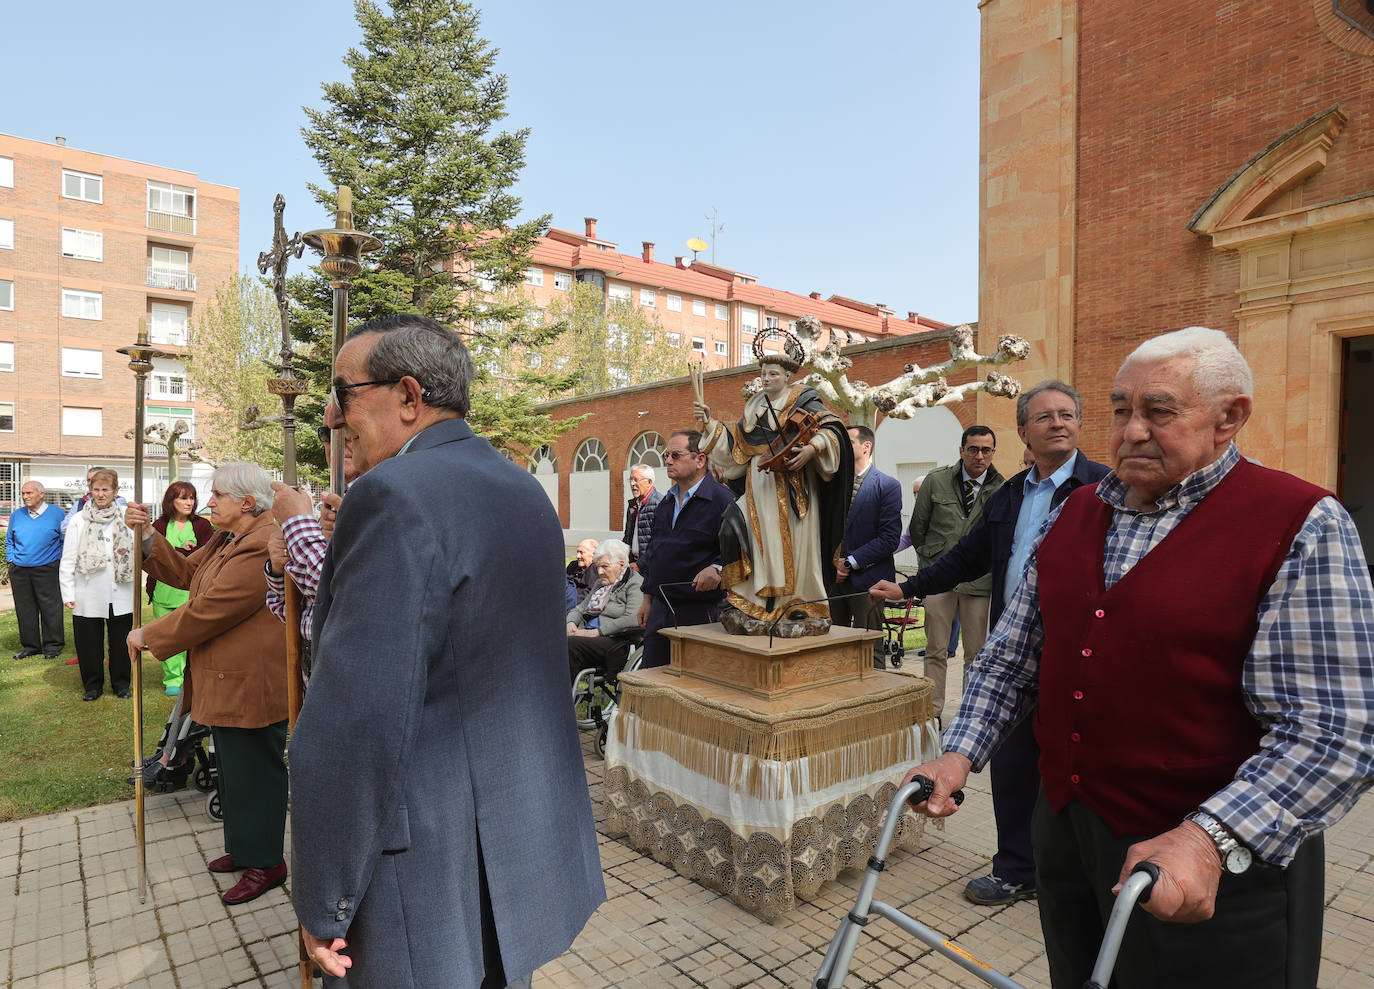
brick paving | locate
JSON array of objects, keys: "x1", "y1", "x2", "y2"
[{"x1": 3, "y1": 661, "x2": 1373, "y2": 988}]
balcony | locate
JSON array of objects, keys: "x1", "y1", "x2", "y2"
[
  {"x1": 147, "y1": 210, "x2": 196, "y2": 236},
  {"x1": 146, "y1": 267, "x2": 196, "y2": 291}
]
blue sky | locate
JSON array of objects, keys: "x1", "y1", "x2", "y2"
[{"x1": 9, "y1": 1, "x2": 980, "y2": 323}]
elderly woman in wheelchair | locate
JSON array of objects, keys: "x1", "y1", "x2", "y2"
[{"x1": 566, "y1": 538, "x2": 644, "y2": 683}]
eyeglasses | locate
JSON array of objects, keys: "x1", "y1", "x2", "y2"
[
  {"x1": 963, "y1": 446, "x2": 996, "y2": 457},
  {"x1": 1029, "y1": 410, "x2": 1078, "y2": 426},
  {"x1": 329, "y1": 378, "x2": 402, "y2": 413},
  {"x1": 664, "y1": 450, "x2": 697, "y2": 461}
]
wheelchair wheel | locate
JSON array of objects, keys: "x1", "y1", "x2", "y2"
[
  {"x1": 206, "y1": 790, "x2": 222, "y2": 821},
  {"x1": 193, "y1": 764, "x2": 214, "y2": 792},
  {"x1": 593, "y1": 722, "x2": 609, "y2": 759}
]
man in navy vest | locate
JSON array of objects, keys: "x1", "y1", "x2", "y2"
[
  {"x1": 870, "y1": 380, "x2": 1109, "y2": 907},
  {"x1": 901, "y1": 328, "x2": 1374, "y2": 989},
  {"x1": 635, "y1": 429, "x2": 733, "y2": 668},
  {"x1": 831, "y1": 424, "x2": 901, "y2": 666}
]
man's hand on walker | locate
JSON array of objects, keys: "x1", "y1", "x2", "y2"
[
  {"x1": 1117, "y1": 823, "x2": 1223, "y2": 924},
  {"x1": 902, "y1": 752, "x2": 972, "y2": 817}
]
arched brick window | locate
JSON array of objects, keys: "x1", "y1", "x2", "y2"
[
  {"x1": 573, "y1": 439, "x2": 608, "y2": 472},
  {"x1": 627, "y1": 431, "x2": 665, "y2": 469}
]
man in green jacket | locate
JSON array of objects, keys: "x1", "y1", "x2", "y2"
[{"x1": 908, "y1": 426, "x2": 1004, "y2": 719}]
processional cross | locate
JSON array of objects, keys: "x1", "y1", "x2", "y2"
[{"x1": 257, "y1": 194, "x2": 308, "y2": 485}]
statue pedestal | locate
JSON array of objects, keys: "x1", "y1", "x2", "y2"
[{"x1": 604, "y1": 624, "x2": 939, "y2": 919}]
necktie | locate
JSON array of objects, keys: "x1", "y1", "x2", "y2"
[{"x1": 963, "y1": 477, "x2": 976, "y2": 515}]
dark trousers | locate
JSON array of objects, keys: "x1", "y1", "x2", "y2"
[
  {"x1": 73, "y1": 608, "x2": 133, "y2": 694},
  {"x1": 212, "y1": 721, "x2": 288, "y2": 868},
  {"x1": 988, "y1": 716, "x2": 1039, "y2": 885},
  {"x1": 567, "y1": 634, "x2": 636, "y2": 683},
  {"x1": 641, "y1": 597, "x2": 719, "y2": 668},
  {"x1": 1032, "y1": 790, "x2": 1323, "y2": 989},
  {"x1": 11, "y1": 560, "x2": 64, "y2": 654}
]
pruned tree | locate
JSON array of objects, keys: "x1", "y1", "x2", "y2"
[{"x1": 779, "y1": 316, "x2": 1030, "y2": 427}]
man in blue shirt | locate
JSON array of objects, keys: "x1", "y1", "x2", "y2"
[{"x1": 7, "y1": 480, "x2": 66, "y2": 658}]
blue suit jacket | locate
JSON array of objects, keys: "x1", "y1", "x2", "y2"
[
  {"x1": 291, "y1": 418, "x2": 604, "y2": 987},
  {"x1": 903, "y1": 451, "x2": 1110, "y2": 623},
  {"x1": 842, "y1": 467, "x2": 903, "y2": 590}
]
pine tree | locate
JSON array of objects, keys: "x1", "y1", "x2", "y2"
[{"x1": 290, "y1": 0, "x2": 576, "y2": 466}]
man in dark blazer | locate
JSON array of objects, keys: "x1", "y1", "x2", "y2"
[
  {"x1": 635, "y1": 429, "x2": 733, "y2": 668},
  {"x1": 832, "y1": 425, "x2": 902, "y2": 665},
  {"x1": 871, "y1": 380, "x2": 1109, "y2": 907},
  {"x1": 292, "y1": 315, "x2": 604, "y2": 988}
]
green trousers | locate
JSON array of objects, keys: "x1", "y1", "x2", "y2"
[
  {"x1": 151, "y1": 598, "x2": 186, "y2": 688},
  {"x1": 212, "y1": 721, "x2": 288, "y2": 868}
]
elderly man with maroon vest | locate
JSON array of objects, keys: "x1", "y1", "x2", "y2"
[{"x1": 903, "y1": 327, "x2": 1374, "y2": 989}]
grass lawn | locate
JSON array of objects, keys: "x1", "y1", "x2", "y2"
[{"x1": 0, "y1": 602, "x2": 169, "y2": 822}]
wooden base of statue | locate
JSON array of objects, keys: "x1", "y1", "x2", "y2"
[{"x1": 603, "y1": 624, "x2": 939, "y2": 919}]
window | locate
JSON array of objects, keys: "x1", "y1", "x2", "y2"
[
  {"x1": 0, "y1": 342, "x2": 12, "y2": 372},
  {"x1": 475, "y1": 269, "x2": 497, "y2": 292},
  {"x1": 0, "y1": 280, "x2": 11, "y2": 311},
  {"x1": 741, "y1": 339, "x2": 753, "y2": 364},
  {"x1": 150, "y1": 358, "x2": 188, "y2": 399},
  {"x1": 627, "y1": 432, "x2": 666, "y2": 469},
  {"x1": 692, "y1": 337, "x2": 706, "y2": 354},
  {"x1": 62, "y1": 407, "x2": 102, "y2": 436},
  {"x1": 765, "y1": 315, "x2": 779, "y2": 330},
  {"x1": 528, "y1": 445, "x2": 557, "y2": 475},
  {"x1": 691, "y1": 299, "x2": 705, "y2": 317},
  {"x1": 149, "y1": 302, "x2": 188, "y2": 346},
  {"x1": 525, "y1": 306, "x2": 545, "y2": 328},
  {"x1": 0, "y1": 157, "x2": 12, "y2": 188},
  {"x1": 715, "y1": 303, "x2": 728, "y2": 321},
  {"x1": 607, "y1": 322, "x2": 628, "y2": 349},
  {"x1": 0, "y1": 403, "x2": 12, "y2": 432},
  {"x1": 63, "y1": 170, "x2": 102, "y2": 203},
  {"x1": 573, "y1": 439, "x2": 608, "y2": 472},
  {"x1": 146, "y1": 405, "x2": 194, "y2": 440},
  {"x1": 667, "y1": 294, "x2": 682, "y2": 312},
  {"x1": 0, "y1": 218, "x2": 11, "y2": 250},
  {"x1": 553, "y1": 271, "x2": 572, "y2": 291},
  {"x1": 525, "y1": 352, "x2": 543, "y2": 369},
  {"x1": 640, "y1": 288, "x2": 656, "y2": 307},
  {"x1": 741, "y1": 307, "x2": 759, "y2": 334},
  {"x1": 61, "y1": 347, "x2": 102, "y2": 378},
  {"x1": 714, "y1": 340, "x2": 727, "y2": 356},
  {"x1": 608, "y1": 284, "x2": 631, "y2": 303},
  {"x1": 61, "y1": 227, "x2": 102, "y2": 261},
  {"x1": 667, "y1": 332, "x2": 681, "y2": 347},
  {"x1": 147, "y1": 181, "x2": 194, "y2": 217},
  {"x1": 524, "y1": 266, "x2": 543, "y2": 287},
  {"x1": 62, "y1": 289, "x2": 101, "y2": 320},
  {"x1": 149, "y1": 246, "x2": 193, "y2": 290}
]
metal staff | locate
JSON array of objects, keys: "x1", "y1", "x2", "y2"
[
  {"x1": 117, "y1": 318, "x2": 173, "y2": 904},
  {"x1": 304, "y1": 186, "x2": 381, "y2": 498}
]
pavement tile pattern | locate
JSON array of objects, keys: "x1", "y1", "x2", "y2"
[{"x1": 2, "y1": 661, "x2": 1373, "y2": 988}]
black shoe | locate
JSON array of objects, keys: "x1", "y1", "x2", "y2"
[
  {"x1": 83, "y1": 690, "x2": 100, "y2": 702},
  {"x1": 13, "y1": 649, "x2": 39, "y2": 659},
  {"x1": 44, "y1": 651, "x2": 62, "y2": 659},
  {"x1": 115, "y1": 688, "x2": 132, "y2": 699}
]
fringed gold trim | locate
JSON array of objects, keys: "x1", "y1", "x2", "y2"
[{"x1": 613, "y1": 677, "x2": 933, "y2": 800}]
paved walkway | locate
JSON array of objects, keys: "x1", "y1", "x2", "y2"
[{"x1": 3, "y1": 667, "x2": 1373, "y2": 988}]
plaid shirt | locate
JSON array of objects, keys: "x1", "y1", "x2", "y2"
[
  {"x1": 264, "y1": 514, "x2": 328, "y2": 642},
  {"x1": 944, "y1": 443, "x2": 1374, "y2": 866}
]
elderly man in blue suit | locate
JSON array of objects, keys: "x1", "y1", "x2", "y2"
[
  {"x1": 291, "y1": 314, "x2": 604, "y2": 988},
  {"x1": 831, "y1": 425, "x2": 902, "y2": 666}
]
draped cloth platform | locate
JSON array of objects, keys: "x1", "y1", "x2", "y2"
[{"x1": 603, "y1": 624, "x2": 939, "y2": 919}]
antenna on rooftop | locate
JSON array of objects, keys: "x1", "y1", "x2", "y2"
[
  {"x1": 686, "y1": 238, "x2": 708, "y2": 262},
  {"x1": 703, "y1": 206, "x2": 725, "y2": 263}
]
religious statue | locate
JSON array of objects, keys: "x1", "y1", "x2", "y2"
[{"x1": 693, "y1": 330, "x2": 854, "y2": 636}]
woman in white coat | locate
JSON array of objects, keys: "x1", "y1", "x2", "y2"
[{"x1": 59, "y1": 468, "x2": 136, "y2": 701}]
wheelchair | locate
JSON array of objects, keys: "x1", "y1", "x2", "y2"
[
  {"x1": 878, "y1": 573, "x2": 923, "y2": 669},
  {"x1": 571, "y1": 635, "x2": 643, "y2": 759}
]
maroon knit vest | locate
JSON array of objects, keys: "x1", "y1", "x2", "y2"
[{"x1": 1034, "y1": 458, "x2": 1325, "y2": 836}]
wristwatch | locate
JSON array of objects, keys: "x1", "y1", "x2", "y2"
[{"x1": 1185, "y1": 811, "x2": 1253, "y2": 874}]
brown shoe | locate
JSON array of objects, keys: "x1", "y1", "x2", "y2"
[
  {"x1": 221, "y1": 861, "x2": 287, "y2": 905},
  {"x1": 207, "y1": 854, "x2": 239, "y2": 874}
]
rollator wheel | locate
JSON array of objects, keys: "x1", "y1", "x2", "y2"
[
  {"x1": 891, "y1": 652, "x2": 903, "y2": 669},
  {"x1": 593, "y1": 722, "x2": 609, "y2": 759},
  {"x1": 194, "y1": 765, "x2": 214, "y2": 792},
  {"x1": 206, "y1": 791, "x2": 222, "y2": 822}
]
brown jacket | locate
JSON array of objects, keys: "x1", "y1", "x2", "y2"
[{"x1": 141, "y1": 512, "x2": 288, "y2": 729}]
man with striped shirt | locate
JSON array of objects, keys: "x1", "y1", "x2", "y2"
[{"x1": 905, "y1": 327, "x2": 1374, "y2": 989}]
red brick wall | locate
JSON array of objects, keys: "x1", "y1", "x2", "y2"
[
  {"x1": 539, "y1": 331, "x2": 978, "y2": 528},
  {"x1": 1071, "y1": 0, "x2": 1374, "y2": 456}
]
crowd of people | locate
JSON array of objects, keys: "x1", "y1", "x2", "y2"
[{"x1": 7, "y1": 316, "x2": 1373, "y2": 989}]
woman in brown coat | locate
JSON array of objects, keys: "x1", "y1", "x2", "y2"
[{"x1": 126, "y1": 462, "x2": 290, "y2": 906}]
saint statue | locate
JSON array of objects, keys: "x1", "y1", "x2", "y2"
[{"x1": 693, "y1": 332, "x2": 854, "y2": 636}]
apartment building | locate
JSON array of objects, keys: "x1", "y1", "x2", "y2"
[
  {"x1": 0, "y1": 133, "x2": 238, "y2": 511},
  {"x1": 518, "y1": 217, "x2": 948, "y2": 369}
]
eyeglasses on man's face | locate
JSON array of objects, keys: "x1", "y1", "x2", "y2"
[
  {"x1": 664, "y1": 450, "x2": 698, "y2": 462},
  {"x1": 329, "y1": 377, "x2": 402, "y2": 414},
  {"x1": 1029, "y1": 410, "x2": 1078, "y2": 427}
]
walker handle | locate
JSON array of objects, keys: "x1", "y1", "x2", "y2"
[{"x1": 906, "y1": 774, "x2": 965, "y2": 809}]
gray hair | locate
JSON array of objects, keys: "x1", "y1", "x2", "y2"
[
  {"x1": 596, "y1": 539, "x2": 631, "y2": 570},
  {"x1": 1121, "y1": 326, "x2": 1253, "y2": 400},
  {"x1": 350, "y1": 314, "x2": 472, "y2": 417},
  {"x1": 21, "y1": 479, "x2": 44, "y2": 493},
  {"x1": 630, "y1": 463, "x2": 655, "y2": 480},
  {"x1": 1016, "y1": 380, "x2": 1082, "y2": 427},
  {"x1": 211, "y1": 462, "x2": 275, "y2": 517}
]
